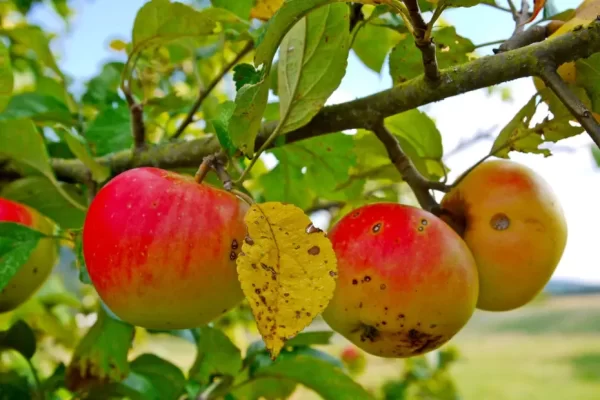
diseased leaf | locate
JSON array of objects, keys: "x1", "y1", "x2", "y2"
[
  {"x1": 389, "y1": 26, "x2": 474, "y2": 84},
  {"x1": 251, "y1": 0, "x2": 284, "y2": 20},
  {"x1": 253, "y1": 355, "x2": 373, "y2": 400},
  {"x1": 0, "y1": 40, "x2": 13, "y2": 112},
  {"x1": 529, "y1": 0, "x2": 547, "y2": 22},
  {"x1": 58, "y1": 129, "x2": 111, "y2": 182},
  {"x1": 0, "y1": 93, "x2": 74, "y2": 126},
  {"x1": 353, "y1": 23, "x2": 404, "y2": 73},
  {"x1": 0, "y1": 119, "x2": 86, "y2": 211},
  {"x1": 0, "y1": 222, "x2": 46, "y2": 292},
  {"x1": 85, "y1": 106, "x2": 133, "y2": 156},
  {"x1": 188, "y1": 326, "x2": 242, "y2": 384},
  {"x1": 1, "y1": 176, "x2": 86, "y2": 230},
  {"x1": 236, "y1": 202, "x2": 338, "y2": 358},
  {"x1": 233, "y1": 63, "x2": 263, "y2": 91},
  {"x1": 0, "y1": 320, "x2": 37, "y2": 360},
  {"x1": 278, "y1": 4, "x2": 351, "y2": 133},
  {"x1": 65, "y1": 308, "x2": 135, "y2": 392}
]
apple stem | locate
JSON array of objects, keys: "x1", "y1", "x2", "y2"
[
  {"x1": 194, "y1": 157, "x2": 213, "y2": 184},
  {"x1": 231, "y1": 189, "x2": 255, "y2": 206}
]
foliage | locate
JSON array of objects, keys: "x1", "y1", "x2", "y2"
[{"x1": 0, "y1": 0, "x2": 598, "y2": 399}]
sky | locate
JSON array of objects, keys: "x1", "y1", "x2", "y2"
[{"x1": 26, "y1": 0, "x2": 600, "y2": 283}]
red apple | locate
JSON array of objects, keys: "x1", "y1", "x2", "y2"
[
  {"x1": 82, "y1": 167, "x2": 249, "y2": 329},
  {"x1": 0, "y1": 198, "x2": 59, "y2": 312},
  {"x1": 322, "y1": 203, "x2": 479, "y2": 358}
]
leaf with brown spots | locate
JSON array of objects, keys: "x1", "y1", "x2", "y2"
[{"x1": 236, "y1": 202, "x2": 338, "y2": 358}]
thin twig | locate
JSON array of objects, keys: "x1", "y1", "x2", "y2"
[
  {"x1": 371, "y1": 120, "x2": 448, "y2": 214},
  {"x1": 403, "y1": 0, "x2": 440, "y2": 81},
  {"x1": 495, "y1": 25, "x2": 547, "y2": 52},
  {"x1": 124, "y1": 91, "x2": 146, "y2": 152},
  {"x1": 172, "y1": 41, "x2": 254, "y2": 139},
  {"x1": 538, "y1": 65, "x2": 600, "y2": 148},
  {"x1": 513, "y1": 0, "x2": 531, "y2": 35},
  {"x1": 444, "y1": 129, "x2": 496, "y2": 159}
]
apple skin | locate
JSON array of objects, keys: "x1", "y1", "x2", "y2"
[
  {"x1": 322, "y1": 203, "x2": 479, "y2": 358},
  {"x1": 82, "y1": 167, "x2": 249, "y2": 330},
  {"x1": 440, "y1": 160, "x2": 568, "y2": 312},
  {"x1": 0, "y1": 198, "x2": 59, "y2": 313}
]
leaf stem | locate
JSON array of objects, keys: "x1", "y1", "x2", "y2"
[
  {"x1": 172, "y1": 41, "x2": 254, "y2": 139},
  {"x1": 25, "y1": 357, "x2": 44, "y2": 400}
]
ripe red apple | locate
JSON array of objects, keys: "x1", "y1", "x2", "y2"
[
  {"x1": 0, "y1": 198, "x2": 59, "y2": 312},
  {"x1": 82, "y1": 167, "x2": 249, "y2": 329},
  {"x1": 440, "y1": 159, "x2": 568, "y2": 311},
  {"x1": 322, "y1": 203, "x2": 479, "y2": 358}
]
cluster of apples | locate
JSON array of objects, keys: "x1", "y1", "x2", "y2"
[{"x1": 0, "y1": 159, "x2": 567, "y2": 361}]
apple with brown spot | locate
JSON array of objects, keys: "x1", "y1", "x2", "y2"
[
  {"x1": 440, "y1": 159, "x2": 568, "y2": 312},
  {"x1": 322, "y1": 203, "x2": 479, "y2": 358},
  {"x1": 82, "y1": 167, "x2": 249, "y2": 329}
]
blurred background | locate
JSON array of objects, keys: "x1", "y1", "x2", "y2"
[{"x1": 9, "y1": 0, "x2": 600, "y2": 398}]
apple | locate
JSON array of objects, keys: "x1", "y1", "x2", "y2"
[
  {"x1": 0, "y1": 198, "x2": 59, "y2": 312},
  {"x1": 322, "y1": 203, "x2": 479, "y2": 358},
  {"x1": 82, "y1": 167, "x2": 249, "y2": 329},
  {"x1": 440, "y1": 159, "x2": 568, "y2": 311}
]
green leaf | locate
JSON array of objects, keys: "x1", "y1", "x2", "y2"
[
  {"x1": 230, "y1": 377, "x2": 296, "y2": 400},
  {"x1": 82, "y1": 62, "x2": 125, "y2": 106},
  {"x1": 128, "y1": 354, "x2": 187, "y2": 400},
  {"x1": 491, "y1": 94, "x2": 551, "y2": 158},
  {"x1": 188, "y1": 326, "x2": 242, "y2": 385},
  {"x1": 228, "y1": 75, "x2": 270, "y2": 157},
  {"x1": 576, "y1": 53, "x2": 600, "y2": 114},
  {"x1": 0, "y1": 40, "x2": 13, "y2": 112},
  {"x1": 278, "y1": 3, "x2": 351, "y2": 134},
  {"x1": 57, "y1": 129, "x2": 110, "y2": 182},
  {"x1": 37, "y1": 76, "x2": 75, "y2": 111},
  {"x1": 389, "y1": 26, "x2": 474, "y2": 84},
  {"x1": 0, "y1": 222, "x2": 46, "y2": 292},
  {"x1": 65, "y1": 307, "x2": 135, "y2": 392},
  {"x1": 210, "y1": 101, "x2": 237, "y2": 156},
  {"x1": 73, "y1": 230, "x2": 90, "y2": 284},
  {"x1": 0, "y1": 320, "x2": 36, "y2": 359},
  {"x1": 1, "y1": 176, "x2": 86, "y2": 230},
  {"x1": 85, "y1": 106, "x2": 133, "y2": 156},
  {"x1": 258, "y1": 154, "x2": 315, "y2": 210},
  {"x1": 233, "y1": 63, "x2": 263, "y2": 91},
  {"x1": 6, "y1": 25, "x2": 63, "y2": 79},
  {"x1": 254, "y1": 355, "x2": 373, "y2": 400},
  {"x1": 592, "y1": 146, "x2": 600, "y2": 168},
  {"x1": 0, "y1": 119, "x2": 87, "y2": 211},
  {"x1": 352, "y1": 23, "x2": 403, "y2": 73},
  {"x1": 211, "y1": 0, "x2": 253, "y2": 20},
  {"x1": 285, "y1": 330, "x2": 335, "y2": 347},
  {"x1": 442, "y1": 0, "x2": 485, "y2": 8},
  {"x1": 0, "y1": 93, "x2": 74, "y2": 126},
  {"x1": 131, "y1": 0, "x2": 218, "y2": 57}
]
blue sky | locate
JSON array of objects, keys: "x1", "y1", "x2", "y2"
[{"x1": 27, "y1": 0, "x2": 600, "y2": 283}]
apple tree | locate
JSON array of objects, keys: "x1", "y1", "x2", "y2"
[{"x1": 0, "y1": 0, "x2": 599, "y2": 399}]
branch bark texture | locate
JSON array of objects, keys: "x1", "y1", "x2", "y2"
[
  {"x1": 50, "y1": 20, "x2": 600, "y2": 184},
  {"x1": 404, "y1": 0, "x2": 440, "y2": 81}
]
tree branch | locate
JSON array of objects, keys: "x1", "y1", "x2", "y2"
[
  {"x1": 48, "y1": 20, "x2": 600, "y2": 184},
  {"x1": 538, "y1": 64, "x2": 600, "y2": 148},
  {"x1": 404, "y1": 0, "x2": 440, "y2": 81},
  {"x1": 495, "y1": 25, "x2": 548, "y2": 53},
  {"x1": 371, "y1": 120, "x2": 444, "y2": 213},
  {"x1": 172, "y1": 41, "x2": 254, "y2": 139}
]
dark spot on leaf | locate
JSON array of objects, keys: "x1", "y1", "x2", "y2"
[
  {"x1": 329, "y1": 270, "x2": 337, "y2": 277},
  {"x1": 306, "y1": 223, "x2": 323, "y2": 234},
  {"x1": 251, "y1": 264, "x2": 257, "y2": 270},
  {"x1": 306, "y1": 312, "x2": 311, "y2": 317},
  {"x1": 295, "y1": 310, "x2": 301, "y2": 318},
  {"x1": 255, "y1": 288, "x2": 261, "y2": 294},
  {"x1": 308, "y1": 246, "x2": 320, "y2": 255},
  {"x1": 244, "y1": 235, "x2": 254, "y2": 245},
  {"x1": 382, "y1": 321, "x2": 387, "y2": 325},
  {"x1": 33, "y1": 268, "x2": 38, "y2": 274},
  {"x1": 260, "y1": 295, "x2": 267, "y2": 304},
  {"x1": 430, "y1": 324, "x2": 437, "y2": 328},
  {"x1": 284, "y1": 293, "x2": 290, "y2": 297}
]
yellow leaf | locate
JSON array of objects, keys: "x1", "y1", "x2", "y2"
[
  {"x1": 236, "y1": 202, "x2": 338, "y2": 358},
  {"x1": 109, "y1": 39, "x2": 128, "y2": 52},
  {"x1": 250, "y1": 0, "x2": 284, "y2": 21}
]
